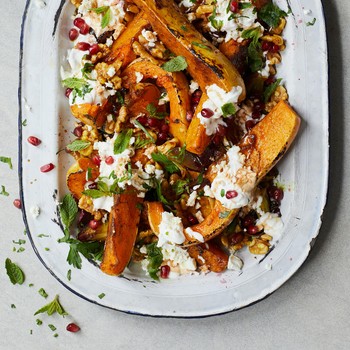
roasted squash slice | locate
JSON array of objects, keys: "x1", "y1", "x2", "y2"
[
  {"x1": 122, "y1": 60, "x2": 190, "y2": 145},
  {"x1": 100, "y1": 191, "x2": 143, "y2": 276},
  {"x1": 184, "y1": 100, "x2": 301, "y2": 244}
]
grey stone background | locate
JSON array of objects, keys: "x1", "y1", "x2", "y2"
[{"x1": 0, "y1": 1, "x2": 348, "y2": 349}]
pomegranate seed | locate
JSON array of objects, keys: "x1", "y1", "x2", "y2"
[
  {"x1": 247, "y1": 225, "x2": 260, "y2": 235},
  {"x1": 186, "y1": 111, "x2": 193, "y2": 122},
  {"x1": 226, "y1": 190, "x2": 238, "y2": 199},
  {"x1": 13, "y1": 199, "x2": 22, "y2": 209},
  {"x1": 216, "y1": 125, "x2": 226, "y2": 137},
  {"x1": 271, "y1": 44, "x2": 280, "y2": 53},
  {"x1": 79, "y1": 23, "x2": 90, "y2": 35},
  {"x1": 92, "y1": 155, "x2": 101, "y2": 166},
  {"x1": 78, "y1": 210, "x2": 92, "y2": 226},
  {"x1": 40, "y1": 163, "x2": 55, "y2": 173},
  {"x1": 89, "y1": 43, "x2": 100, "y2": 55},
  {"x1": 27, "y1": 136, "x2": 41, "y2": 146},
  {"x1": 73, "y1": 17, "x2": 85, "y2": 29},
  {"x1": 73, "y1": 126, "x2": 83, "y2": 137},
  {"x1": 137, "y1": 115, "x2": 148, "y2": 126},
  {"x1": 252, "y1": 110, "x2": 261, "y2": 120},
  {"x1": 192, "y1": 103, "x2": 198, "y2": 112},
  {"x1": 229, "y1": 231, "x2": 244, "y2": 245},
  {"x1": 242, "y1": 215, "x2": 255, "y2": 228},
  {"x1": 201, "y1": 108, "x2": 214, "y2": 118},
  {"x1": 88, "y1": 182, "x2": 98, "y2": 190},
  {"x1": 187, "y1": 214, "x2": 199, "y2": 225},
  {"x1": 160, "y1": 265, "x2": 171, "y2": 279},
  {"x1": 191, "y1": 96, "x2": 201, "y2": 105},
  {"x1": 158, "y1": 132, "x2": 168, "y2": 142},
  {"x1": 261, "y1": 41, "x2": 272, "y2": 51},
  {"x1": 212, "y1": 133, "x2": 223, "y2": 146},
  {"x1": 161, "y1": 123, "x2": 170, "y2": 133},
  {"x1": 254, "y1": 101, "x2": 265, "y2": 112},
  {"x1": 105, "y1": 156, "x2": 114, "y2": 165},
  {"x1": 230, "y1": 0, "x2": 239, "y2": 13},
  {"x1": 88, "y1": 220, "x2": 100, "y2": 230},
  {"x1": 65, "y1": 88, "x2": 72, "y2": 98},
  {"x1": 76, "y1": 42, "x2": 90, "y2": 51},
  {"x1": 147, "y1": 118, "x2": 160, "y2": 128},
  {"x1": 192, "y1": 89, "x2": 202, "y2": 98},
  {"x1": 245, "y1": 120, "x2": 255, "y2": 130},
  {"x1": 265, "y1": 76, "x2": 276, "y2": 85},
  {"x1": 66, "y1": 323, "x2": 80, "y2": 333},
  {"x1": 69, "y1": 28, "x2": 79, "y2": 41},
  {"x1": 268, "y1": 186, "x2": 284, "y2": 202}
]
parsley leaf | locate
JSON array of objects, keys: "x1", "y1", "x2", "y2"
[
  {"x1": 241, "y1": 27, "x2": 264, "y2": 72},
  {"x1": 145, "y1": 243, "x2": 163, "y2": 280},
  {"x1": 34, "y1": 295, "x2": 68, "y2": 317},
  {"x1": 38, "y1": 288, "x2": 48, "y2": 298},
  {"x1": 306, "y1": 18, "x2": 316, "y2": 26},
  {"x1": 66, "y1": 240, "x2": 104, "y2": 269},
  {"x1": 22, "y1": 119, "x2": 27, "y2": 126},
  {"x1": 155, "y1": 179, "x2": 171, "y2": 206},
  {"x1": 81, "y1": 62, "x2": 95, "y2": 80},
  {"x1": 263, "y1": 78, "x2": 282, "y2": 102},
  {"x1": 221, "y1": 103, "x2": 236, "y2": 117},
  {"x1": 209, "y1": 7, "x2": 223, "y2": 30},
  {"x1": 58, "y1": 194, "x2": 78, "y2": 242},
  {"x1": 134, "y1": 120, "x2": 156, "y2": 143},
  {"x1": 0, "y1": 156, "x2": 13, "y2": 169},
  {"x1": 5, "y1": 258, "x2": 25, "y2": 285},
  {"x1": 241, "y1": 27, "x2": 261, "y2": 45},
  {"x1": 66, "y1": 140, "x2": 91, "y2": 152},
  {"x1": 258, "y1": 3, "x2": 287, "y2": 28},
  {"x1": 146, "y1": 103, "x2": 168, "y2": 119},
  {"x1": 172, "y1": 178, "x2": 190, "y2": 196},
  {"x1": 161, "y1": 56, "x2": 188, "y2": 72},
  {"x1": 114, "y1": 129, "x2": 133, "y2": 154},
  {"x1": 0, "y1": 185, "x2": 9, "y2": 196},
  {"x1": 98, "y1": 293, "x2": 106, "y2": 299},
  {"x1": 152, "y1": 152, "x2": 180, "y2": 174},
  {"x1": 90, "y1": 6, "x2": 109, "y2": 14}
]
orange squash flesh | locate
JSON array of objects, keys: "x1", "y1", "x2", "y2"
[
  {"x1": 100, "y1": 191, "x2": 143, "y2": 276},
  {"x1": 184, "y1": 100, "x2": 301, "y2": 244},
  {"x1": 145, "y1": 202, "x2": 164, "y2": 235}
]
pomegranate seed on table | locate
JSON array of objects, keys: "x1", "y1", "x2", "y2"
[
  {"x1": 40, "y1": 163, "x2": 55, "y2": 173},
  {"x1": 27, "y1": 136, "x2": 41, "y2": 146},
  {"x1": 201, "y1": 108, "x2": 214, "y2": 118},
  {"x1": 79, "y1": 23, "x2": 90, "y2": 35},
  {"x1": 247, "y1": 225, "x2": 260, "y2": 235},
  {"x1": 69, "y1": 28, "x2": 79, "y2": 41},
  {"x1": 13, "y1": 199, "x2": 22, "y2": 209},
  {"x1": 92, "y1": 155, "x2": 101, "y2": 166},
  {"x1": 73, "y1": 17, "x2": 85, "y2": 29},
  {"x1": 230, "y1": 1, "x2": 239, "y2": 13},
  {"x1": 105, "y1": 156, "x2": 114, "y2": 165},
  {"x1": 73, "y1": 126, "x2": 83, "y2": 137},
  {"x1": 89, "y1": 220, "x2": 100, "y2": 230},
  {"x1": 160, "y1": 265, "x2": 170, "y2": 279},
  {"x1": 226, "y1": 190, "x2": 238, "y2": 199},
  {"x1": 65, "y1": 88, "x2": 72, "y2": 98},
  {"x1": 89, "y1": 43, "x2": 99, "y2": 55},
  {"x1": 76, "y1": 42, "x2": 90, "y2": 51},
  {"x1": 66, "y1": 323, "x2": 80, "y2": 333}
]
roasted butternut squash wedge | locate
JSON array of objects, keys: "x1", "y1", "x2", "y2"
[
  {"x1": 100, "y1": 191, "x2": 143, "y2": 276},
  {"x1": 122, "y1": 60, "x2": 190, "y2": 145},
  {"x1": 184, "y1": 100, "x2": 301, "y2": 244},
  {"x1": 145, "y1": 201, "x2": 164, "y2": 235}
]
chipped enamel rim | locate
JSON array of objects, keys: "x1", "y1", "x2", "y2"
[{"x1": 19, "y1": 0, "x2": 328, "y2": 318}]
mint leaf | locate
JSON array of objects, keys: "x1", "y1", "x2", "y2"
[
  {"x1": 82, "y1": 189, "x2": 110, "y2": 199},
  {"x1": 114, "y1": 129, "x2": 133, "y2": 154},
  {"x1": 146, "y1": 103, "x2": 167, "y2": 119},
  {"x1": 101, "y1": 7, "x2": 112, "y2": 28},
  {"x1": 152, "y1": 152, "x2": 180, "y2": 174},
  {"x1": 258, "y1": 3, "x2": 287, "y2": 28},
  {"x1": 66, "y1": 140, "x2": 91, "y2": 152},
  {"x1": 161, "y1": 56, "x2": 188, "y2": 72},
  {"x1": 5, "y1": 258, "x2": 25, "y2": 285},
  {"x1": 90, "y1": 6, "x2": 109, "y2": 14},
  {"x1": 59, "y1": 194, "x2": 78, "y2": 241},
  {"x1": 241, "y1": 27, "x2": 261, "y2": 45},
  {"x1": 0, "y1": 156, "x2": 13, "y2": 169},
  {"x1": 263, "y1": 78, "x2": 282, "y2": 102},
  {"x1": 0, "y1": 185, "x2": 9, "y2": 196},
  {"x1": 61, "y1": 78, "x2": 86, "y2": 90},
  {"x1": 146, "y1": 243, "x2": 163, "y2": 280},
  {"x1": 22, "y1": 119, "x2": 27, "y2": 126},
  {"x1": 134, "y1": 120, "x2": 156, "y2": 143},
  {"x1": 34, "y1": 295, "x2": 68, "y2": 316},
  {"x1": 221, "y1": 103, "x2": 236, "y2": 117},
  {"x1": 48, "y1": 324, "x2": 57, "y2": 331}
]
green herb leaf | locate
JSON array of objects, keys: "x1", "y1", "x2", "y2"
[
  {"x1": 86, "y1": 167, "x2": 92, "y2": 181},
  {"x1": 220, "y1": 189, "x2": 225, "y2": 197},
  {"x1": 134, "y1": 136, "x2": 153, "y2": 149},
  {"x1": 61, "y1": 77, "x2": 86, "y2": 90},
  {"x1": 241, "y1": 27, "x2": 261, "y2": 45},
  {"x1": 180, "y1": 25, "x2": 188, "y2": 31},
  {"x1": 48, "y1": 324, "x2": 57, "y2": 331},
  {"x1": 101, "y1": 7, "x2": 112, "y2": 28},
  {"x1": 67, "y1": 269, "x2": 71, "y2": 281},
  {"x1": 0, "y1": 156, "x2": 13, "y2": 169},
  {"x1": 66, "y1": 139, "x2": 91, "y2": 152},
  {"x1": 221, "y1": 102, "x2": 236, "y2": 117},
  {"x1": 240, "y1": 3, "x2": 252, "y2": 9},
  {"x1": 306, "y1": 18, "x2": 316, "y2": 26},
  {"x1": 5, "y1": 258, "x2": 25, "y2": 285},
  {"x1": 11, "y1": 304, "x2": 16, "y2": 309},
  {"x1": 82, "y1": 189, "x2": 110, "y2": 199},
  {"x1": 247, "y1": 41, "x2": 263, "y2": 72},
  {"x1": 155, "y1": 179, "x2": 170, "y2": 206},
  {"x1": 90, "y1": 6, "x2": 109, "y2": 14},
  {"x1": 22, "y1": 119, "x2": 27, "y2": 126},
  {"x1": 38, "y1": 288, "x2": 48, "y2": 298},
  {"x1": 161, "y1": 56, "x2": 188, "y2": 72},
  {"x1": 114, "y1": 129, "x2": 133, "y2": 154},
  {"x1": 146, "y1": 243, "x2": 163, "y2": 280},
  {"x1": 146, "y1": 103, "x2": 168, "y2": 119},
  {"x1": 209, "y1": 7, "x2": 223, "y2": 30},
  {"x1": 36, "y1": 319, "x2": 43, "y2": 325},
  {"x1": 134, "y1": 120, "x2": 156, "y2": 143},
  {"x1": 172, "y1": 178, "x2": 190, "y2": 196},
  {"x1": 81, "y1": 62, "x2": 95, "y2": 79},
  {"x1": 0, "y1": 185, "x2": 9, "y2": 196},
  {"x1": 66, "y1": 240, "x2": 104, "y2": 269},
  {"x1": 34, "y1": 295, "x2": 68, "y2": 317},
  {"x1": 116, "y1": 91, "x2": 125, "y2": 105},
  {"x1": 258, "y1": 3, "x2": 287, "y2": 28},
  {"x1": 59, "y1": 194, "x2": 78, "y2": 241},
  {"x1": 192, "y1": 41, "x2": 212, "y2": 51},
  {"x1": 152, "y1": 152, "x2": 180, "y2": 174},
  {"x1": 98, "y1": 293, "x2": 106, "y2": 299},
  {"x1": 67, "y1": 245, "x2": 82, "y2": 268},
  {"x1": 263, "y1": 78, "x2": 282, "y2": 102}
]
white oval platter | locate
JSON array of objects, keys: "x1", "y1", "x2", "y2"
[{"x1": 19, "y1": 0, "x2": 328, "y2": 317}]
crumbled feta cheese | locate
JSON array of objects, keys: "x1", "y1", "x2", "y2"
[
  {"x1": 256, "y1": 212, "x2": 284, "y2": 242},
  {"x1": 107, "y1": 67, "x2": 116, "y2": 77},
  {"x1": 227, "y1": 254, "x2": 243, "y2": 271},
  {"x1": 35, "y1": 0, "x2": 46, "y2": 8},
  {"x1": 91, "y1": 196, "x2": 114, "y2": 212},
  {"x1": 157, "y1": 212, "x2": 186, "y2": 247},
  {"x1": 161, "y1": 243, "x2": 197, "y2": 273},
  {"x1": 158, "y1": 93, "x2": 169, "y2": 106},
  {"x1": 180, "y1": 0, "x2": 194, "y2": 8},
  {"x1": 186, "y1": 191, "x2": 197, "y2": 207},
  {"x1": 265, "y1": 263, "x2": 272, "y2": 271},
  {"x1": 140, "y1": 245, "x2": 147, "y2": 254},
  {"x1": 30, "y1": 205, "x2": 40, "y2": 218},
  {"x1": 198, "y1": 84, "x2": 242, "y2": 136},
  {"x1": 106, "y1": 38, "x2": 114, "y2": 47},
  {"x1": 141, "y1": 29, "x2": 158, "y2": 48},
  {"x1": 194, "y1": 210, "x2": 204, "y2": 223},
  {"x1": 135, "y1": 72, "x2": 144, "y2": 83},
  {"x1": 185, "y1": 227, "x2": 204, "y2": 242},
  {"x1": 23, "y1": 98, "x2": 32, "y2": 112},
  {"x1": 189, "y1": 80, "x2": 199, "y2": 94}
]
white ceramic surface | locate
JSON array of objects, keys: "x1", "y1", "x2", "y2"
[{"x1": 19, "y1": 0, "x2": 328, "y2": 317}]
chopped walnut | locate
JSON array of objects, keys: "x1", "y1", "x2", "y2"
[
  {"x1": 79, "y1": 125, "x2": 99, "y2": 156},
  {"x1": 266, "y1": 85, "x2": 289, "y2": 112},
  {"x1": 95, "y1": 59, "x2": 122, "y2": 89},
  {"x1": 132, "y1": 41, "x2": 159, "y2": 65},
  {"x1": 90, "y1": 44, "x2": 111, "y2": 64},
  {"x1": 248, "y1": 238, "x2": 270, "y2": 255},
  {"x1": 114, "y1": 106, "x2": 129, "y2": 133},
  {"x1": 78, "y1": 195, "x2": 103, "y2": 220},
  {"x1": 70, "y1": 0, "x2": 82, "y2": 8}
]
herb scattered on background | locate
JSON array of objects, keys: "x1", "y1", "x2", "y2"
[
  {"x1": 0, "y1": 185, "x2": 9, "y2": 196},
  {"x1": 0, "y1": 156, "x2": 13, "y2": 169},
  {"x1": 145, "y1": 243, "x2": 163, "y2": 280},
  {"x1": 34, "y1": 295, "x2": 68, "y2": 317},
  {"x1": 36, "y1": 319, "x2": 43, "y2": 326},
  {"x1": 48, "y1": 324, "x2": 57, "y2": 331},
  {"x1": 13, "y1": 239, "x2": 26, "y2": 245},
  {"x1": 263, "y1": 78, "x2": 282, "y2": 102},
  {"x1": 306, "y1": 18, "x2": 316, "y2": 26},
  {"x1": 38, "y1": 288, "x2": 48, "y2": 298},
  {"x1": 22, "y1": 119, "x2": 27, "y2": 126},
  {"x1": 5, "y1": 258, "x2": 25, "y2": 285},
  {"x1": 161, "y1": 56, "x2": 188, "y2": 72},
  {"x1": 98, "y1": 293, "x2": 106, "y2": 299},
  {"x1": 67, "y1": 270, "x2": 72, "y2": 281},
  {"x1": 11, "y1": 304, "x2": 16, "y2": 309}
]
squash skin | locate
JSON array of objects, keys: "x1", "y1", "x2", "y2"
[
  {"x1": 100, "y1": 191, "x2": 143, "y2": 276},
  {"x1": 184, "y1": 100, "x2": 301, "y2": 244},
  {"x1": 122, "y1": 60, "x2": 190, "y2": 145}
]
